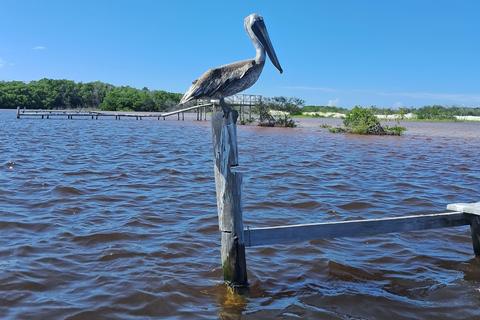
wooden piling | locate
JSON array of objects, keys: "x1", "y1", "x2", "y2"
[
  {"x1": 16, "y1": 107, "x2": 20, "y2": 119},
  {"x1": 447, "y1": 202, "x2": 480, "y2": 256},
  {"x1": 471, "y1": 216, "x2": 480, "y2": 256},
  {"x1": 211, "y1": 110, "x2": 248, "y2": 287}
]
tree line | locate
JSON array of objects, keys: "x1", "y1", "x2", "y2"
[
  {"x1": 359, "y1": 105, "x2": 480, "y2": 120},
  {"x1": 302, "y1": 104, "x2": 480, "y2": 120},
  {"x1": 2, "y1": 79, "x2": 478, "y2": 121},
  {"x1": 0, "y1": 79, "x2": 183, "y2": 112}
]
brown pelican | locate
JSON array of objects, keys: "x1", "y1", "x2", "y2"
[{"x1": 180, "y1": 13, "x2": 283, "y2": 119}]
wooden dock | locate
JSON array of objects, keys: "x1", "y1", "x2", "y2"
[
  {"x1": 16, "y1": 104, "x2": 214, "y2": 121},
  {"x1": 208, "y1": 108, "x2": 480, "y2": 289},
  {"x1": 16, "y1": 93, "x2": 260, "y2": 122}
]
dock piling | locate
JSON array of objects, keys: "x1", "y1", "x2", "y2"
[
  {"x1": 471, "y1": 216, "x2": 480, "y2": 256},
  {"x1": 211, "y1": 110, "x2": 248, "y2": 288}
]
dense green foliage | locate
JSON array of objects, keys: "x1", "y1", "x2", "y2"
[
  {"x1": 0, "y1": 79, "x2": 182, "y2": 112},
  {"x1": 254, "y1": 96, "x2": 304, "y2": 127},
  {"x1": 412, "y1": 105, "x2": 480, "y2": 120},
  {"x1": 369, "y1": 105, "x2": 480, "y2": 119},
  {"x1": 301, "y1": 105, "x2": 348, "y2": 114},
  {"x1": 320, "y1": 104, "x2": 480, "y2": 121},
  {"x1": 327, "y1": 105, "x2": 406, "y2": 135},
  {"x1": 343, "y1": 106, "x2": 383, "y2": 134},
  {"x1": 100, "y1": 87, "x2": 181, "y2": 112}
]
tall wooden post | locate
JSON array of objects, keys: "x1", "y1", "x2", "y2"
[{"x1": 211, "y1": 109, "x2": 248, "y2": 287}]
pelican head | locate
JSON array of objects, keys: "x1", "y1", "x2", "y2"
[{"x1": 245, "y1": 14, "x2": 283, "y2": 74}]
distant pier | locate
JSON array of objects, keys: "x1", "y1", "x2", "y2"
[
  {"x1": 16, "y1": 94, "x2": 261, "y2": 122},
  {"x1": 16, "y1": 104, "x2": 213, "y2": 121}
]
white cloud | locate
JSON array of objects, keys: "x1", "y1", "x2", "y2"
[
  {"x1": 392, "y1": 102, "x2": 403, "y2": 109},
  {"x1": 328, "y1": 98, "x2": 339, "y2": 106},
  {"x1": 33, "y1": 46, "x2": 45, "y2": 50},
  {"x1": 0, "y1": 58, "x2": 5, "y2": 67}
]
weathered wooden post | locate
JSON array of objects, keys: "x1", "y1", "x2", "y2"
[
  {"x1": 211, "y1": 109, "x2": 248, "y2": 288},
  {"x1": 16, "y1": 106, "x2": 20, "y2": 119}
]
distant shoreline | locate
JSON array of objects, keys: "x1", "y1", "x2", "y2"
[
  {"x1": 286, "y1": 111, "x2": 480, "y2": 122},
  {"x1": 4, "y1": 108, "x2": 480, "y2": 123}
]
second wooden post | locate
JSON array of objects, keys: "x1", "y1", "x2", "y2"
[{"x1": 211, "y1": 109, "x2": 248, "y2": 287}]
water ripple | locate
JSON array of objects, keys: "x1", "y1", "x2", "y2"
[{"x1": 1, "y1": 110, "x2": 480, "y2": 319}]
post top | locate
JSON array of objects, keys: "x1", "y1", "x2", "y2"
[{"x1": 447, "y1": 202, "x2": 480, "y2": 215}]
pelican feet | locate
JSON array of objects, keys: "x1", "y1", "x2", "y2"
[
  {"x1": 222, "y1": 108, "x2": 239, "y2": 124},
  {"x1": 220, "y1": 100, "x2": 238, "y2": 123}
]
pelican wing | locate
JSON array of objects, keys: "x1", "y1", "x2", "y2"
[{"x1": 180, "y1": 59, "x2": 255, "y2": 103}]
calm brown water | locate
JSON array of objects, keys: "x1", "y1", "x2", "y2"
[{"x1": 1, "y1": 109, "x2": 480, "y2": 319}]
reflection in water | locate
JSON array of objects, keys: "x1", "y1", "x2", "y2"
[
  {"x1": 218, "y1": 286, "x2": 249, "y2": 320},
  {"x1": 1, "y1": 110, "x2": 480, "y2": 319}
]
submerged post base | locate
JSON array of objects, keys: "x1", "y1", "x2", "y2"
[{"x1": 222, "y1": 231, "x2": 248, "y2": 288}]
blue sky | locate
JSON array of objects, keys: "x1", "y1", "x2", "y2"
[{"x1": 0, "y1": 0, "x2": 479, "y2": 108}]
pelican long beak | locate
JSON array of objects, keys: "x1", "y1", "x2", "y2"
[{"x1": 252, "y1": 19, "x2": 283, "y2": 74}]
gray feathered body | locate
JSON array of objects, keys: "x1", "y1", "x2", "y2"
[{"x1": 180, "y1": 59, "x2": 265, "y2": 104}]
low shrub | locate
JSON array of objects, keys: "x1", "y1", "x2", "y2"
[{"x1": 327, "y1": 105, "x2": 406, "y2": 135}]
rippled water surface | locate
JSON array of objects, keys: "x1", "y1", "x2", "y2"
[{"x1": 1, "y1": 109, "x2": 480, "y2": 319}]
